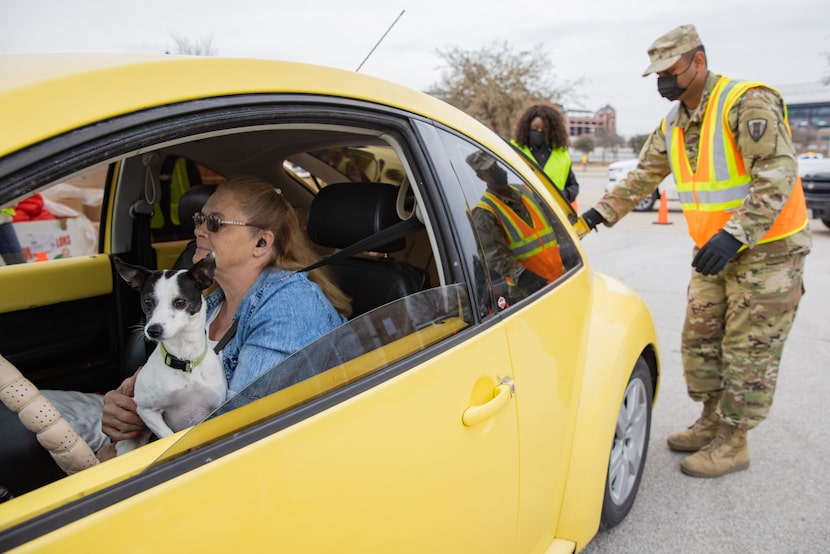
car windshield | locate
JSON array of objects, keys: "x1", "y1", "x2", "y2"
[{"x1": 148, "y1": 283, "x2": 472, "y2": 469}]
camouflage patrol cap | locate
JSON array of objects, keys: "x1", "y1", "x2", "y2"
[
  {"x1": 642, "y1": 24, "x2": 702, "y2": 77},
  {"x1": 466, "y1": 150, "x2": 496, "y2": 171}
]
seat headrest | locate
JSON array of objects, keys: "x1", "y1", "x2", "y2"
[
  {"x1": 177, "y1": 184, "x2": 217, "y2": 235},
  {"x1": 307, "y1": 183, "x2": 405, "y2": 253}
]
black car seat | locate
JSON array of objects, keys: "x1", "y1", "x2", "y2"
[
  {"x1": 171, "y1": 184, "x2": 217, "y2": 269},
  {"x1": 306, "y1": 182, "x2": 429, "y2": 318}
]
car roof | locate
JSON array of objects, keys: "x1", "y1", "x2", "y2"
[{"x1": 0, "y1": 54, "x2": 496, "y2": 158}]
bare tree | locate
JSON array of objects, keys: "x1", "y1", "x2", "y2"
[
  {"x1": 628, "y1": 134, "x2": 650, "y2": 155},
  {"x1": 594, "y1": 128, "x2": 626, "y2": 162},
  {"x1": 167, "y1": 34, "x2": 218, "y2": 56},
  {"x1": 427, "y1": 41, "x2": 583, "y2": 138},
  {"x1": 573, "y1": 135, "x2": 596, "y2": 160}
]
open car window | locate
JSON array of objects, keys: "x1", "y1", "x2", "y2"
[
  {"x1": 149, "y1": 283, "x2": 472, "y2": 468},
  {"x1": 0, "y1": 165, "x2": 106, "y2": 266}
]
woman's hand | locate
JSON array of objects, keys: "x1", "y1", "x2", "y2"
[{"x1": 101, "y1": 368, "x2": 146, "y2": 442}]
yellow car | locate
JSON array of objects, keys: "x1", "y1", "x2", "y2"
[{"x1": 0, "y1": 54, "x2": 659, "y2": 553}]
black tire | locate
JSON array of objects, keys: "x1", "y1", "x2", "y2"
[
  {"x1": 632, "y1": 192, "x2": 658, "y2": 212},
  {"x1": 599, "y1": 357, "x2": 653, "y2": 530}
]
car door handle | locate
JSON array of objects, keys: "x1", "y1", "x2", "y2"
[{"x1": 462, "y1": 377, "x2": 515, "y2": 427}]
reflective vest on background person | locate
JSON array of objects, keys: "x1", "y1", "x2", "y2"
[
  {"x1": 477, "y1": 187, "x2": 564, "y2": 282},
  {"x1": 663, "y1": 76, "x2": 808, "y2": 248},
  {"x1": 151, "y1": 157, "x2": 194, "y2": 230},
  {"x1": 511, "y1": 140, "x2": 571, "y2": 191}
]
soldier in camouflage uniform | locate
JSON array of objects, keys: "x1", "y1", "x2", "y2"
[
  {"x1": 580, "y1": 24, "x2": 811, "y2": 478},
  {"x1": 467, "y1": 150, "x2": 555, "y2": 303},
  {"x1": 472, "y1": 190, "x2": 538, "y2": 303}
]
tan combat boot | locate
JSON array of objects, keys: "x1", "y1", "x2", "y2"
[
  {"x1": 666, "y1": 396, "x2": 721, "y2": 452},
  {"x1": 679, "y1": 423, "x2": 750, "y2": 478}
]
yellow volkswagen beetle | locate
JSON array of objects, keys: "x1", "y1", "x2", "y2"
[{"x1": 0, "y1": 54, "x2": 658, "y2": 553}]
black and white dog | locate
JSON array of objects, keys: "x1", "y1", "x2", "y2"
[{"x1": 113, "y1": 254, "x2": 226, "y2": 455}]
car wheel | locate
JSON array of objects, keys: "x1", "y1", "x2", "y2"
[
  {"x1": 822, "y1": 217, "x2": 830, "y2": 230},
  {"x1": 600, "y1": 357, "x2": 653, "y2": 530},
  {"x1": 632, "y1": 192, "x2": 658, "y2": 212}
]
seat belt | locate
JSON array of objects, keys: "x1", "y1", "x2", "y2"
[
  {"x1": 214, "y1": 320, "x2": 237, "y2": 353},
  {"x1": 302, "y1": 216, "x2": 423, "y2": 272},
  {"x1": 130, "y1": 155, "x2": 161, "y2": 269},
  {"x1": 213, "y1": 216, "x2": 423, "y2": 349}
]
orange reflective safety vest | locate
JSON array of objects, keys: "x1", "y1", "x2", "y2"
[
  {"x1": 663, "y1": 76, "x2": 808, "y2": 248},
  {"x1": 477, "y1": 188, "x2": 564, "y2": 282}
]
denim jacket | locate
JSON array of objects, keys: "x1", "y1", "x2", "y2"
[{"x1": 205, "y1": 267, "x2": 347, "y2": 401}]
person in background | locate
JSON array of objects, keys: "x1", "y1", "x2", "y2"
[
  {"x1": 0, "y1": 207, "x2": 25, "y2": 265},
  {"x1": 323, "y1": 147, "x2": 365, "y2": 182},
  {"x1": 511, "y1": 103, "x2": 580, "y2": 208},
  {"x1": 580, "y1": 24, "x2": 811, "y2": 478}
]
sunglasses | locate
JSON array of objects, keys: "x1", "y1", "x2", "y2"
[{"x1": 193, "y1": 212, "x2": 261, "y2": 233}]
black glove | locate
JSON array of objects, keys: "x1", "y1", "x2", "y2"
[
  {"x1": 692, "y1": 231, "x2": 743, "y2": 275},
  {"x1": 580, "y1": 208, "x2": 605, "y2": 231},
  {"x1": 518, "y1": 269, "x2": 547, "y2": 294}
]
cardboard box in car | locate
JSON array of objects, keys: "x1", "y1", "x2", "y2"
[{"x1": 12, "y1": 217, "x2": 98, "y2": 262}]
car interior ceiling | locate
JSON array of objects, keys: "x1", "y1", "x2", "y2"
[
  {"x1": 157, "y1": 127, "x2": 396, "y2": 203},
  {"x1": 167, "y1": 128, "x2": 388, "y2": 174}
]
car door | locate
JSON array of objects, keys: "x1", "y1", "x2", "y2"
[
  {"x1": 208, "y1": 306, "x2": 521, "y2": 552},
  {"x1": 0, "y1": 161, "x2": 130, "y2": 393},
  {"x1": 422, "y1": 123, "x2": 593, "y2": 547},
  {"x1": 1, "y1": 104, "x2": 522, "y2": 553}
]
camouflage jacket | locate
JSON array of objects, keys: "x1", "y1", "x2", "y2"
[
  {"x1": 472, "y1": 187, "x2": 532, "y2": 287},
  {"x1": 596, "y1": 71, "x2": 811, "y2": 253}
]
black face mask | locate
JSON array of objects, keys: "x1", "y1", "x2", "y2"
[
  {"x1": 657, "y1": 57, "x2": 693, "y2": 101},
  {"x1": 529, "y1": 129, "x2": 547, "y2": 149},
  {"x1": 657, "y1": 74, "x2": 686, "y2": 101},
  {"x1": 490, "y1": 165, "x2": 508, "y2": 188}
]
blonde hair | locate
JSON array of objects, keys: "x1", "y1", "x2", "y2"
[{"x1": 219, "y1": 176, "x2": 352, "y2": 317}]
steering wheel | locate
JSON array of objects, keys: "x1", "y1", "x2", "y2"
[{"x1": 0, "y1": 355, "x2": 99, "y2": 475}]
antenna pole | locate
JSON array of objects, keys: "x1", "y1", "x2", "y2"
[{"x1": 355, "y1": 9, "x2": 406, "y2": 72}]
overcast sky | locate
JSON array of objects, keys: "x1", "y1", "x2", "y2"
[{"x1": 2, "y1": 0, "x2": 829, "y2": 137}]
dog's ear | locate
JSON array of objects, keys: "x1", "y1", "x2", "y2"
[
  {"x1": 189, "y1": 253, "x2": 216, "y2": 291},
  {"x1": 114, "y1": 257, "x2": 151, "y2": 290}
]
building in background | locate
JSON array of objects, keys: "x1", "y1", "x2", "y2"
[{"x1": 566, "y1": 105, "x2": 616, "y2": 138}]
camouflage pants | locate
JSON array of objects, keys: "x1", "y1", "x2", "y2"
[{"x1": 681, "y1": 241, "x2": 806, "y2": 430}]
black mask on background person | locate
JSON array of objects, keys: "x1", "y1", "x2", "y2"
[
  {"x1": 529, "y1": 129, "x2": 548, "y2": 149},
  {"x1": 657, "y1": 74, "x2": 687, "y2": 101}
]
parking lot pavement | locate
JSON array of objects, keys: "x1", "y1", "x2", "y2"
[{"x1": 574, "y1": 167, "x2": 830, "y2": 553}]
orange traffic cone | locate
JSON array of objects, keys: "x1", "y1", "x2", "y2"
[{"x1": 653, "y1": 189, "x2": 672, "y2": 225}]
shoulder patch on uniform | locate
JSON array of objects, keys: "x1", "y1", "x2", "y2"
[{"x1": 747, "y1": 118, "x2": 768, "y2": 142}]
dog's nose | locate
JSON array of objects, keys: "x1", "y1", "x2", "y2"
[{"x1": 146, "y1": 324, "x2": 164, "y2": 340}]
